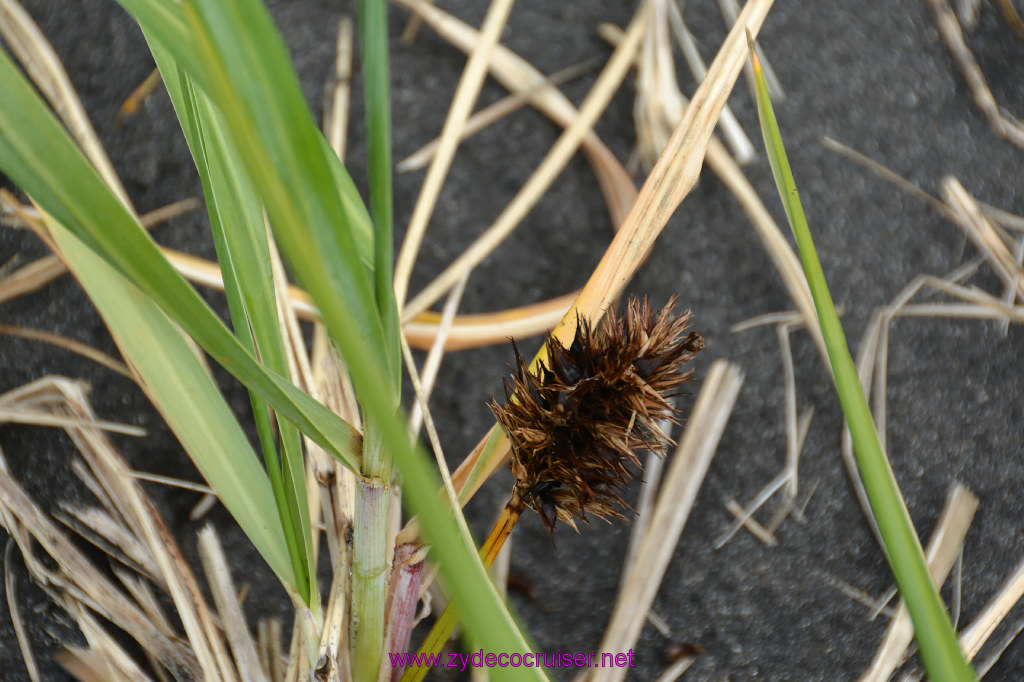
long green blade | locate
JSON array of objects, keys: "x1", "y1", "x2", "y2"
[
  {"x1": 43, "y1": 214, "x2": 294, "y2": 588},
  {"x1": 172, "y1": 59, "x2": 316, "y2": 604},
  {"x1": 352, "y1": 2, "x2": 401, "y2": 675},
  {"x1": 358, "y1": 0, "x2": 400, "y2": 393},
  {"x1": 0, "y1": 44, "x2": 360, "y2": 475},
  {"x1": 747, "y1": 35, "x2": 975, "y2": 682},
  {"x1": 182, "y1": 0, "x2": 393, "y2": 390}
]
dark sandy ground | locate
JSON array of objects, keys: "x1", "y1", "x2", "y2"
[{"x1": 2, "y1": 0, "x2": 1024, "y2": 679}]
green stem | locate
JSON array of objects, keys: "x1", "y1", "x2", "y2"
[
  {"x1": 353, "y1": 1, "x2": 400, "y2": 676},
  {"x1": 351, "y1": 430, "x2": 390, "y2": 681}
]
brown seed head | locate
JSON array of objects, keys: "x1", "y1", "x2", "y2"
[{"x1": 489, "y1": 296, "x2": 704, "y2": 540}]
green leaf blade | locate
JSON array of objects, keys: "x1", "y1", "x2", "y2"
[
  {"x1": 181, "y1": 0, "x2": 393, "y2": 398},
  {"x1": 0, "y1": 38, "x2": 360, "y2": 481},
  {"x1": 45, "y1": 217, "x2": 296, "y2": 589},
  {"x1": 747, "y1": 36, "x2": 975, "y2": 682}
]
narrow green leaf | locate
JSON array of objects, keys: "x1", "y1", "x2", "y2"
[
  {"x1": 190, "y1": 74, "x2": 317, "y2": 604},
  {"x1": 747, "y1": 35, "x2": 975, "y2": 682},
  {"x1": 0, "y1": 43, "x2": 361, "y2": 474},
  {"x1": 182, "y1": 0, "x2": 392, "y2": 393},
  {"x1": 147, "y1": 36, "x2": 313, "y2": 603},
  {"x1": 149, "y1": 26, "x2": 375, "y2": 274},
  {"x1": 320, "y1": 134, "x2": 376, "y2": 272},
  {"x1": 357, "y1": 0, "x2": 401, "y2": 396},
  {"x1": 43, "y1": 214, "x2": 295, "y2": 589},
  {"x1": 352, "y1": 2, "x2": 401, "y2": 674}
]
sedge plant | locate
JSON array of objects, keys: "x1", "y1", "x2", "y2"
[
  {"x1": 0, "y1": 0, "x2": 779, "y2": 677},
  {"x1": 0, "y1": 0, "x2": 540, "y2": 678},
  {"x1": 747, "y1": 33, "x2": 975, "y2": 682}
]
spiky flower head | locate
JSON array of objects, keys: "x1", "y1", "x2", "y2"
[{"x1": 490, "y1": 296, "x2": 704, "y2": 539}]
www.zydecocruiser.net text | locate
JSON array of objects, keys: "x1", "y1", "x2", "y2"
[{"x1": 390, "y1": 649, "x2": 636, "y2": 672}]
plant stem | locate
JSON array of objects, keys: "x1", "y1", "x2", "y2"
[
  {"x1": 382, "y1": 543, "x2": 428, "y2": 682},
  {"x1": 352, "y1": 428, "x2": 391, "y2": 682},
  {"x1": 352, "y1": 0, "x2": 401, "y2": 674},
  {"x1": 401, "y1": 492, "x2": 525, "y2": 682}
]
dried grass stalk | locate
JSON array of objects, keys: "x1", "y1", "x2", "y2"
[
  {"x1": 393, "y1": 0, "x2": 516, "y2": 309},
  {"x1": 926, "y1": 0, "x2": 1024, "y2": 149},
  {"x1": 960, "y1": 554, "x2": 1024, "y2": 661},
  {"x1": 199, "y1": 526, "x2": 268, "y2": 682}
]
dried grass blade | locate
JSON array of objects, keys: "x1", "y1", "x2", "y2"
[
  {"x1": 61, "y1": 606, "x2": 158, "y2": 682},
  {"x1": 199, "y1": 526, "x2": 268, "y2": 682},
  {"x1": 111, "y1": 569, "x2": 177, "y2": 639},
  {"x1": 316, "y1": 533, "x2": 353, "y2": 682},
  {"x1": 777, "y1": 323, "x2": 799, "y2": 496},
  {"x1": 926, "y1": 0, "x2": 1024, "y2": 149},
  {"x1": 394, "y1": 0, "x2": 517, "y2": 309},
  {"x1": 665, "y1": 0, "x2": 755, "y2": 163},
  {"x1": 0, "y1": 0, "x2": 131, "y2": 207},
  {"x1": 403, "y1": 291, "x2": 575, "y2": 349},
  {"x1": 980, "y1": 203, "x2": 1024, "y2": 233},
  {"x1": 0, "y1": 408, "x2": 145, "y2": 435},
  {"x1": 59, "y1": 504, "x2": 157, "y2": 578},
  {"x1": 943, "y1": 177, "x2": 1024, "y2": 299},
  {"x1": 713, "y1": 469, "x2": 786, "y2": 548},
  {"x1": 399, "y1": 335, "x2": 463, "y2": 529},
  {"x1": 622, "y1": 429, "x2": 668, "y2": 575},
  {"x1": 4, "y1": 541, "x2": 41, "y2": 682},
  {"x1": 399, "y1": 0, "x2": 435, "y2": 44},
  {"x1": 0, "y1": 324, "x2": 132, "y2": 377},
  {"x1": 960, "y1": 554, "x2": 1024, "y2": 660},
  {"x1": 729, "y1": 309, "x2": 805, "y2": 331},
  {"x1": 976, "y1": 617, "x2": 1024, "y2": 677},
  {"x1": 324, "y1": 16, "x2": 354, "y2": 160},
  {"x1": 724, "y1": 497, "x2": 777, "y2": 545},
  {"x1": 408, "y1": 269, "x2": 469, "y2": 438},
  {"x1": 402, "y1": 4, "x2": 648, "y2": 320}
]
